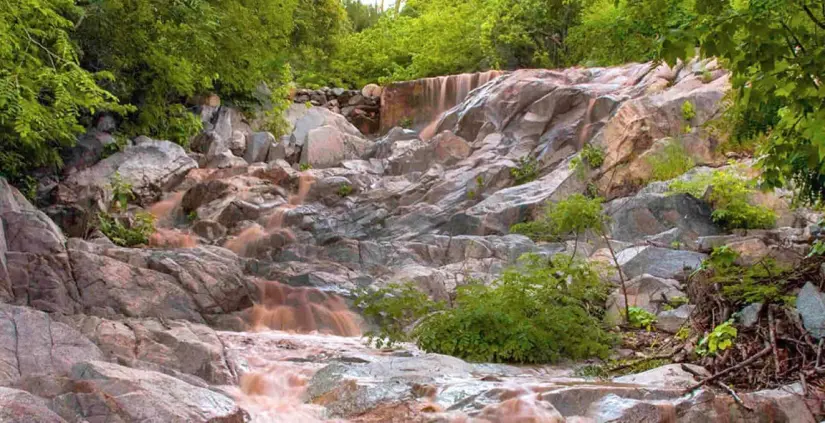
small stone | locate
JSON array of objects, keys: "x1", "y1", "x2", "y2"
[
  {"x1": 796, "y1": 282, "x2": 825, "y2": 339},
  {"x1": 737, "y1": 302, "x2": 763, "y2": 328},
  {"x1": 655, "y1": 304, "x2": 694, "y2": 333}
]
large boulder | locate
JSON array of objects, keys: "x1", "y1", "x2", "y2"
[
  {"x1": 606, "y1": 193, "x2": 721, "y2": 242},
  {"x1": 0, "y1": 304, "x2": 103, "y2": 385},
  {"x1": 797, "y1": 282, "x2": 825, "y2": 340},
  {"x1": 281, "y1": 106, "x2": 373, "y2": 168},
  {"x1": 605, "y1": 274, "x2": 685, "y2": 324},
  {"x1": 616, "y1": 246, "x2": 706, "y2": 280},
  {"x1": 1, "y1": 179, "x2": 78, "y2": 313},
  {"x1": 51, "y1": 138, "x2": 197, "y2": 233},
  {"x1": 449, "y1": 158, "x2": 584, "y2": 235},
  {"x1": 68, "y1": 248, "x2": 205, "y2": 322},
  {"x1": 62, "y1": 315, "x2": 236, "y2": 385},
  {"x1": 52, "y1": 361, "x2": 244, "y2": 423}
]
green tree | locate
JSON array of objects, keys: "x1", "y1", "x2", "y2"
[
  {"x1": 291, "y1": 0, "x2": 350, "y2": 88},
  {"x1": 76, "y1": 0, "x2": 297, "y2": 144},
  {"x1": 481, "y1": 0, "x2": 583, "y2": 68},
  {"x1": 343, "y1": 0, "x2": 383, "y2": 32},
  {"x1": 0, "y1": 0, "x2": 127, "y2": 191},
  {"x1": 569, "y1": 0, "x2": 693, "y2": 66},
  {"x1": 663, "y1": 0, "x2": 825, "y2": 203}
]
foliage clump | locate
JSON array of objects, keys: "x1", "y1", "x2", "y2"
[
  {"x1": 510, "y1": 156, "x2": 540, "y2": 185},
  {"x1": 645, "y1": 139, "x2": 695, "y2": 182},
  {"x1": 0, "y1": 0, "x2": 129, "y2": 187},
  {"x1": 669, "y1": 169, "x2": 776, "y2": 230},
  {"x1": 697, "y1": 246, "x2": 791, "y2": 305},
  {"x1": 353, "y1": 282, "x2": 445, "y2": 348},
  {"x1": 98, "y1": 212, "x2": 156, "y2": 247},
  {"x1": 337, "y1": 184, "x2": 353, "y2": 197},
  {"x1": 96, "y1": 172, "x2": 156, "y2": 247},
  {"x1": 510, "y1": 194, "x2": 604, "y2": 242},
  {"x1": 695, "y1": 320, "x2": 737, "y2": 357},
  {"x1": 626, "y1": 306, "x2": 657, "y2": 331},
  {"x1": 355, "y1": 254, "x2": 615, "y2": 363}
]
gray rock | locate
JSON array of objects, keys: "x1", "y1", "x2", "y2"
[
  {"x1": 738, "y1": 302, "x2": 763, "y2": 328},
  {"x1": 606, "y1": 274, "x2": 685, "y2": 324},
  {"x1": 55, "y1": 138, "x2": 197, "y2": 208},
  {"x1": 655, "y1": 304, "x2": 695, "y2": 333},
  {"x1": 244, "y1": 131, "x2": 275, "y2": 163},
  {"x1": 606, "y1": 193, "x2": 721, "y2": 242},
  {"x1": 450, "y1": 158, "x2": 583, "y2": 235},
  {"x1": 616, "y1": 246, "x2": 706, "y2": 280},
  {"x1": 613, "y1": 364, "x2": 708, "y2": 388},
  {"x1": 797, "y1": 282, "x2": 825, "y2": 339},
  {"x1": 62, "y1": 315, "x2": 236, "y2": 385}
]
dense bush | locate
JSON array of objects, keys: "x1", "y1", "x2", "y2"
[
  {"x1": 416, "y1": 254, "x2": 614, "y2": 363},
  {"x1": 356, "y1": 254, "x2": 615, "y2": 363},
  {"x1": 698, "y1": 246, "x2": 791, "y2": 305},
  {"x1": 98, "y1": 211, "x2": 156, "y2": 247},
  {"x1": 669, "y1": 168, "x2": 776, "y2": 230},
  {"x1": 353, "y1": 282, "x2": 445, "y2": 348}
]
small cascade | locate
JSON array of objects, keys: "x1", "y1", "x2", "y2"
[{"x1": 380, "y1": 70, "x2": 504, "y2": 135}]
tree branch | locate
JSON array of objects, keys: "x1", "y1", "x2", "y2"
[{"x1": 802, "y1": 4, "x2": 825, "y2": 30}]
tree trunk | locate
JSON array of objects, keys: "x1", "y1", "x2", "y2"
[{"x1": 395, "y1": 0, "x2": 402, "y2": 14}]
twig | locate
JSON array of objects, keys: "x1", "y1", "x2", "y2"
[
  {"x1": 768, "y1": 307, "x2": 781, "y2": 377},
  {"x1": 715, "y1": 381, "x2": 754, "y2": 412},
  {"x1": 817, "y1": 339, "x2": 823, "y2": 368},
  {"x1": 686, "y1": 346, "x2": 772, "y2": 392}
]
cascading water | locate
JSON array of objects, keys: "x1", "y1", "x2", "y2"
[{"x1": 380, "y1": 70, "x2": 504, "y2": 137}]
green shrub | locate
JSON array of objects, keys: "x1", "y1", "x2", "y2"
[
  {"x1": 645, "y1": 139, "x2": 695, "y2": 182},
  {"x1": 98, "y1": 211, "x2": 156, "y2": 247},
  {"x1": 626, "y1": 306, "x2": 656, "y2": 331},
  {"x1": 414, "y1": 254, "x2": 614, "y2": 363},
  {"x1": 510, "y1": 156, "x2": 540, "y2": 185},
  {"x1": 101, "y1": 138, "x2": 128, "y2": 159},
  {"x1": 356, "y1": 254, "x2": 615, "y2": 363},
  {"x1": 353, "y1": 282, "x2": 445, "y2": 348},
  {"x1": 696, "y1": 320, "x2": 737, "y2": 356},
  {"x1": 510, "y1": 194, "x2": 605, "y2": 242},
  {"x1": 399, "y1": 117, "x2": 413, "y2": 129},
  {"x1": 681, "y1": 101, "x2": 696, "y2": 121},
  {"x1": 669, "y1": 169, "x2": 776, "y2": 230},
  {"x1": 337, "y1": 184, "x2": 353, "y2": 197},
  {"x1": 109, "y1": 173, "x2": 135, "y2": 212},
  {"x1": 581, "y1": 144, "x2": 605, "y2": 168},
  {"x1": 299, "y1": 163, "x2": 313, "y2": 171}
]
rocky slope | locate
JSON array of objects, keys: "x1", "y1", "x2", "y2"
[{"x1": 0, "y1": 59, "x2": 821, "y2": 422}]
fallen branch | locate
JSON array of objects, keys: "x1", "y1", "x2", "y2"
[
  {"x1": 715, "y1": 381, "x2": 754, "y2": 412},
  {"x1": 686, "y1": 346, "x2": 772, "y2": 392}
]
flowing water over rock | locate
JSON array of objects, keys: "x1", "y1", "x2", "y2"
[{"x1": 0, "y1": 59, "x2": 821, "y2": 422}]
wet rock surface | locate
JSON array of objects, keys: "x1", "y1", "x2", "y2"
[{"x1": 1, "y1": 60, "x2": 822, "y2": 422}]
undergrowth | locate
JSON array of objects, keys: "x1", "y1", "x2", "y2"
[
  {"x1": 669, "y1": 168, "x2": 776, "y2": 230},
  {"x1": 645, "y1": 139, "x2": 695, "y2": 182},
  {"x1": 354, "y1": 253, "x2": 616, "y2": 363}
]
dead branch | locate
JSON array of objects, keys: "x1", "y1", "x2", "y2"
[{"x1": 686, "y1": 346, "x2": 772, "y2": 392}]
